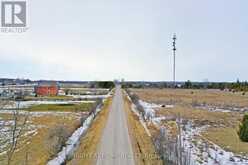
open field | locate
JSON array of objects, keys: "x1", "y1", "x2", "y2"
[
  {"x1": 0, "y1": 88, "x2": 111, "y2": 165},
  {"x1": 130, "y1": 88, "x2": 248, "y2": 164},
  {"x1": 131, "y1": 88, "x2": 248, "y2": 108},
  {"x1": 202, "y1": 127, "x2": 248, "y2": 154},
  {"x1": 27, "y1": 102, "x2": 94, "y2": 112},
  {"x1": 157, "y1": 106, "x2": 248, "y2": 154},
  {"x1": 0, "y1": 112, "x2": 82, "y2": 165},
  {"x1": 0, "y1": 99, "x2": 100, "y2": 164},
  {"x1": 24, "y1": 95, "x2": 74, "y2": 101},
  {"x1": 61, "y1": 88, "x2": 110, "y2": 96}
]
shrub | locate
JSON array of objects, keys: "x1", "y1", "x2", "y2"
[
  {"x1": 45, "y1": 124, "x2": 70, "y2": 157},
  {"x1": 239, "y1": 114, "x2": 248, "y2": 142}
]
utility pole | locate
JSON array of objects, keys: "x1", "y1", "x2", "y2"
[{"x1": 172, "y1": 33, "x2": 177, "y2": 88}]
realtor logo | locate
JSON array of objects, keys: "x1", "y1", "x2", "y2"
[{"x1": 1, "y1": 1, "x2": 26, "y2": 27}]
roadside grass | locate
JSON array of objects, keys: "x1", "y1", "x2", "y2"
[
  {"x1": 27, "y1": 103, "x2": 94, "y2": 112},
  {"x1": 131, "y1": 88, "x2": 248, "y2": 107},
  {"x1": 67, "y1": 98, "x2": 112, "y2": 165},
  {"x1": 124, "y1": 94, "x2": 162, "y2": 165},
  {"x1": 202, "y1": 127, "x2": 248, "y2": 155},
  {"x1": 0, "y1": 113, "x2": 81, "y2": 165}
]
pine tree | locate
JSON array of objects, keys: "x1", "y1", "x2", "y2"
[{"x1": 239, "y1": 114, "x2": 248, "y2": 142}]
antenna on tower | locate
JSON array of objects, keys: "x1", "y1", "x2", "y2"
[{"x1": 172, "y1": 33, "x2": 177, "y2": 88}]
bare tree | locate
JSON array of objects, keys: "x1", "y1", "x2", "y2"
[
  {"x1": 154, "y1": 118, "x2": 192, "y2": 165},
  {"x1": 89, "y1": 99, "x2": 102, "y2": 118},
  {"x1": 6, "y1": 101, "x2": 29, "y2": 165},
  {"x1": 44, "y1": 124, "x2": 70, "y2": 158},
  {"x1": 125, "y1": 90, "x2": 147, "y2": 121},
  {"x1": 0, "y1": 99, "x2": 30, "y2": 165}
]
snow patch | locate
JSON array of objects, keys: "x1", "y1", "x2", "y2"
[
  {"x1": 138, "y1": 100, "x2": 161, "y2": 120},
  {"x1": 47, "y1": 100, "x2": 106, "y2": 165},
  {"x1": 131, "y1": 104, "x2": 151, "y2": 137},
  {"x1": 180, "y1": 122, "x2": 248, "y2": 165}
]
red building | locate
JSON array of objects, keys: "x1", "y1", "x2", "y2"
[{"x1": 35, "y1": 85, "x2": 58, "y2": 96}]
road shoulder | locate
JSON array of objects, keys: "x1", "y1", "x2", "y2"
[
  {"x1": 66, "y1": 97, "x2": 112, "y2": 165},
  {"x1": 123, "y1": 92, "x2": 163, "y2": 165}
]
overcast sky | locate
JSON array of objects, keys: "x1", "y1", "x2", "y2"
[{"x1": 0, "y1": 0, "x2": 247, "y2": 82}]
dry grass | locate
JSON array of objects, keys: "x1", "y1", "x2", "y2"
[
  {"x1": 67, "y1": 98, "x2": 112, "y2": 165},
  {"x1": 131, "y1": 88, "x2": 248, "y2": 107},
  {"x1": 158, "y1": 106, "x2": 242, "y2": 128},
  {"x1": 28, "y1": 103, "x2": 94, "y2": 112},
  {"x1": 24, "y1": 95, "x2": 73, "y2": 101},
  {"x1": 202, "y1": 127, "x2": 248, "y2": 155},
  {"x1": 131, "y1": 88, "x2": 248, "y2": 155},
  {"x1": 0, "y1": 113, "x2": 81, "y2": 165},
  {"x1": 124, "y1": 94, "x2": 162, "y2": 165},
  {"x1": 157, "y1": 106, "x2": 248, "y2": 154}
]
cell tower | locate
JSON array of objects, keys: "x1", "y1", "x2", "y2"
[{"x1": 172, "y1": 33, "x2": 177, "y2": 87}]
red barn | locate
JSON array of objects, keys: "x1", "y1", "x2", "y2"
[{"x1": 35, "y1": 85, "x2": 58, "y2": 96}]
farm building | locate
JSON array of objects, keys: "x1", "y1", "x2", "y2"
[{"x1": 35, "y1": 83, "x2": 59, "y2": 96}]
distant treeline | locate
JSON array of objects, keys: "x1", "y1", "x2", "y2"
[
  {"x1": 184, "y1": 80, "x2": 248, "y2": 92},
  {"x1": 122, "y1": 80, "x2": 248, "y2": 92},
  {"x1": 96, "y1": 81, "x2": 115, "y2": 89}
]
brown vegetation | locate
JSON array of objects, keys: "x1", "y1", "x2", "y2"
[
  {"x1": 67, "y1": 98, "x2": 112, "y2": 165},
  {"x1": 124, "y1": 94, "x2": 162, "y2": 165},
  {"x1": 131, "y1": 88, "x2": 248, "y2": 108},
  {"x1": 0, "y1": 113, "x2": 81, "y2": 165},
  {"x1": 130, "y1": 88, "x2": 248, "y2": 156}
]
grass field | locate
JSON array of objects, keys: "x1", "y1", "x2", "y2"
[
  {"x1": 61, "y1": 88, "x2": 109, "y2": 95},
  {"x1": 130, "y1": 88, "x2": 248, "y2": 156},
  {"x1": 0, "y1": 112, "x2": 82, "y2": 165},
  {"x1": 157, "y1": 106, "x2": 248, "y2": 154},
  {"x1": 24, "y1": 95, "x2": 74, "y2": 101},
  {"x1": 0, "y1": 101, "x2": 99, "y2": 164},
  {"x1": 202, "y1": 127, "x2": 248, "y2": 155},
  {"x1": 27, "y1": 102, "x2": 94, "y2": 112},
  {"x1": 157, "y1": 106, "x2": 242, "y2": 128},
  {"x1": 131, "y1": 88, "x2": 248, "y2": 108}
]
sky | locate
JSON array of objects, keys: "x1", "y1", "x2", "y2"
[{"x1": 0, "y1": 0, "x2": 248, "y2": 82}]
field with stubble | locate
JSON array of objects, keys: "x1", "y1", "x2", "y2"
[
  {"x1": 132, "y1": 88, "x2": 248, "y2": 108},
  {"x1": 130, "y1": 88, "x2": 248, "y2": 164}
]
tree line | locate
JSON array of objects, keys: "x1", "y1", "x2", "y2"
[{"x1": 184, "y1": 80, "x2": 248, "y2": 92}]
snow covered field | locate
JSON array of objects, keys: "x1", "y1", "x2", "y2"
[
  {"x1": 47, "y1": 98, "x2": 107, "y2": 165},
  {"x1": 195, "y1": 105, "x2": 248, "y2": 113},
  {"x1": 180, "y1": 122, "x2": 248, "y2": 165},
  {"x1": 1, "y1": 100, "x2": 95, "y2": 109},
  {"x1": 133, "y1": 98, "x2": 248, "y2": 165},
  {"x1": 0, "y1": 89, "x2": 113, "y2": 164},
  {"x1": 0, "y1": 117, "x2": 39, "y2": 156},
  {"x1": 68, "y1": 94, "x2": 110, "y2": 100}
]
